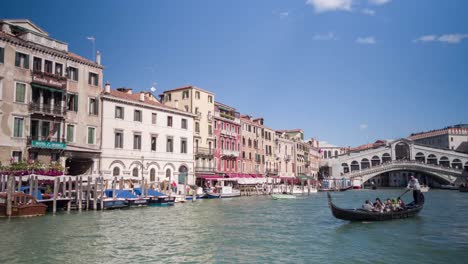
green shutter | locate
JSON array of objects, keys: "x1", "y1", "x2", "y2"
[
  {"x1": 75, "y1": 68, "x2": 79, "y2": 81},
  {"x1": 24, "y1": 54, "x2": 29, "y2": 69},
  {"x1": 0, "y1": 47, "x2": 4, "y2": 63},
  {"x1": 94, "y1": 98, "x2": 99, "y2": 115},
  {"x1": 67, "y1": 125, "x2": 74, "y2": 142},
  {"x1": 15, "y1": 83, "x2": 25, "y2": 103},
  {"x1": 74, "y1": 94, "x2": 78, "y2": 112},
  {"x1": 88, "y1": 127, "x2": 94, "y2": 144},
  {"x1": 14, "y1": 118, "x2": 23, "y2": 137},
  {"x1": 15, "y1": 52, "x2": 20, "y2": 67}
]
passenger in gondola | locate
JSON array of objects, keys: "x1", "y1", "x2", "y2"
[
  {"x1": 362, "y1": 200, "x2": 374, "y2": 211},
  {"x1": 384, "y1": 199, "x2": 393, "y2": 212},
  {"x1": 398, "y1": 198, "x2": 406, "y2": 210},
  {"x1": 373, "y1": 198, "x2": 384, "y2": 212}
]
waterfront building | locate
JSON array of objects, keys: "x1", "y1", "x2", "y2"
[
  {"x1": 160, "y1": 86, "x2": 216, "y2": 176},
  {"x1": 408, "y1": 124, "x2": 468, "y2": 153},
  {"x1": 240, "y1": 115, "x2": 265, "y2": 175},
  {"x1": 318, "y1": 141, "x2": 349, "y2": 159},
  {"x1": 274, "y1": 131, "x2": 296, "y2": 177},
  {"x1": 307, "y1": 138, "x2": 320, "y2": 179},
  {"x1": 213, "y1": 102, "x2": 241, "y2": 175},
  {"x1": 0, "y1": 19, "x2": 102, "y2": 174},
  {"x1": 100, "y1": 85, "x2": 195, "y2": 188},
  {"x1": 263, "y1": 126, "x2": 276, "y2": 176}
]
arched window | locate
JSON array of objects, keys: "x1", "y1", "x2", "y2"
[
  {"x1": 113, "y1": 167, "x2": 120, "y2": 176},
  {"x1": 166, "y1": 168, "x2": 171, "y2": 179},
  {"x1": 334, "y1": 150, "x2": 338, "y2": 157},
  {"x1": 178, "y1": 166, "x2": 188, "y2": 184},
  {"x1": 132, "y1": 167, "x2": 139, "y2": 177},
  {"x1": 150, "y1": 168, "x2": 156, "y2": 182},
  {"x1": 415, "y1": 152, "x2": 425, "y2": 163},
  {"x1": 350, "y1": 161, "x2": 360, "y2": 172}
]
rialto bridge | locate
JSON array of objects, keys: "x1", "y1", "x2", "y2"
[{"x1": 320, "y1": 139, "x2": 468, "y2": 186}]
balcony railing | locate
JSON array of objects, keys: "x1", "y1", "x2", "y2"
[
  {"x1": 266, "y1": 169, "x2": 279, "y2": 175},
  {"x1": 221, "y1": 149, "x2": 240, "y2": 157},
  {"x1": 31, "y1": 70, "x2": 67, "y2": 90},
  {"x1": 194, "y1": 112, "x2": 202, "y2": 120},
  {"x1": 195, "y1": 166, "x2": 216, "y2": 173},
  {"x1": 214, "y1": 111, "x2": 241, "y2": 124},
  {"x1": 194, "y1": 147, "x2": 214, "y2": 156},
  {"x1": 29, "y1": 102, "x2": 67, "y2": 116}
]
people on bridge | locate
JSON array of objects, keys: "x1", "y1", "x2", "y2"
[
  {"x1": 362, "y1": 200, "x2": 374, "y2": 211},
  {"x1": 407, "y1": 176, "x2": 422, "y2": 204}
]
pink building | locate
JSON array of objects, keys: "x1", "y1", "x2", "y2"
[{"x1": 214, "y1": 102, "x2": 242, "y2": 175}]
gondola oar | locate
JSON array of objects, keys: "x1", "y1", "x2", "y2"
[{"x1": 398, "y1": 188, "x2": 411, "y2": 199}]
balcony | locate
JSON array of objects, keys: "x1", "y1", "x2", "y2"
[
  {"x1": 221, "y1": 129, "x2": 238, "y2": 137},
  {"x1": 31, "y1": 70, "x2": 67, "y2": 90},
  {"x1": 29, "y1": 102, "x2": 67, "y2": 117},
  {"x1": 221, "y1": 149, "x2": 240, "y2": 158},
  {"x1": 285, "y1": 155, "x2": 292, "y2": 162},
  {"x1": 214, "y1": 111, "x2": 241, "y2": 124},
  {"x1": 194, "y1": 147, "x2": 214, "y2": 157},
  {"x1": 266, "y1": 169, "x2": 279, "y2": 175},
  {"x1": 27, "y1": 136, "x2": 66, "y2": 150},
  {"x1": 194, "y1": 112, "x2": 202, "y2": 120},
  {"x1": 195, "y1": 166, "x2": 215, "y2": 173}
]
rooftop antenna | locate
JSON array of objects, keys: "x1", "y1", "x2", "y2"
[{"x1": 86, "y1": 36, "x2": 96, "y2": 61}]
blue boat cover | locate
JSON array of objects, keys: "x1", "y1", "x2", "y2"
[
  {"x1": 105, "y1": 189, "x2": 138, "y2": 199},
  {"x1": 133, "y1": 188, "x2": 166, "y2": 197},
  {"x1": 18, "y1": 186, "x2": 43, "y2": 200}
]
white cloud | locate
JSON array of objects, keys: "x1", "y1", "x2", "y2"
[
  {"x1": 279, "y1": 11, "x2": 289, "y2": 19},
  {"x1": 356, "y1": 36, "x2": 376, "y2": 44},
  {"x1": 314, "y1": 32, "x2": 338, "y2": 40},
  {"x1": 306, "y1": 0, "x2": 353, "y2": 13},
  {"x1": 368, "y1": 0, "x2": 391, "y2": 5},
  {"x1": 361, "y1": 8, "x2": 376, "y2": 16},
  {"x1": 414, "y1": 34, "x2": 468, "y2": 44},
  {"x1": 359, "y1": 124, "x2": 368, "y2": 130}
]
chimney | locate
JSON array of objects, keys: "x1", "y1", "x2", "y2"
[
  {"x1": 96, "y1": 50, "x2": 101, "y2": 65},
  {"x1": 139, "y1": 92, "x2": 145, "y2": 102},
  {"x1": 104, "y1": 82, "x2": 111, "y2": 93}
]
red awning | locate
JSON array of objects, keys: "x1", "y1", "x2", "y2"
[{"x1": 197, "y1": 175, "x2": 223, "y2": 179}]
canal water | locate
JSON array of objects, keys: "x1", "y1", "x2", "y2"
[{"x1": 1, "y1": 190, "x2": 468, "y2": 264}]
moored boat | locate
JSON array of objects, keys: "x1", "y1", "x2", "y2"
[
  {"x1": 106, "y1": 189, "x2": 147, "y2": 207},
  {"x1": 327, "y1": 193, "x2": 424, "y2": 222},
  {"x1": 133, "y1": 188, "x2": 175, "y2": 206},
  {"x1": 0, "y1": 192, "x2": 47, "y2": 217}
]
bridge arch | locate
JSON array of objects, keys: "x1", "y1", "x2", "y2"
[
  {"x1": 359, "y1": 168, "x2": 452, "y2": 185},
  {"x1": 371, "y1": 156, "x2": 380, "y2": 166},
  {"x1": 439, "y1": 156, "x2": 450, "y2": 167},
  {"x1": 350, "y1": 161, "x2": 360, "y2": 172},
  {"x1": 465, "y1": 162, "x2": 468, "y2": 171},
  {"x1": 427, "y1": 154, "x2": 437, "y2": 165},
  {"x1": 415, "y1": 152, "x2": 425, "y2": 163},
  {"x1": 361, "y1": 158, "x2": 370, "y2": 169},
  {"x1": 395, "y1": 142, "x2": 411, "y2": 160},
  {"x1": 451, "y1": 159, "x2": 462, "y2": 169},
  {"x1": 382, "y1": 153, "x2": 391, "y2": 163}
]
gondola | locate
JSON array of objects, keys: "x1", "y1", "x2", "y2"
[{"x1": 327, "y1": 192, "x2": 424, "y2": 222}]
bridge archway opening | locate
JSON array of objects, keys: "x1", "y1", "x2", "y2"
[
  {"x1": 361, "y1": 158, "x2": 370, "y2": 170},
  {"x1": 427, "y1": 154, "x2": 437, "y2": 165},
  {"x1": 382, "y1": 153, "x2": 391, "y2": 163},
  {"x1": 451, "y1": 159, "x2": 462, "y2": 169},
  {"x1": 395, "y1": 142, "x2": 410, "y2": 160},
  {"x1": 465, "y1": 162, "x2": 468, "y2": 171},
  {"x1": 415, "y1": 152, "x2": 425, "y2": 163},
  {"x1": 342, "y1": 163, "x2": 349, "y2": 174},
  {"x1": 350, "y1": 161, "x2": 360, "y2": 172},
  {"x1": 439, "y1": 156, "x2": 450, "y2": 167},
  {"x1": 371, "y1": 156, "x2": 380, "y2": 166},
  {"x1": 363, "y1": 169, "x2": 451, "y2": 188}
]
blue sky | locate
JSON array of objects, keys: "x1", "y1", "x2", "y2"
[{"x1": 3, "y1": 0, "x2": 468, "y2": 146}]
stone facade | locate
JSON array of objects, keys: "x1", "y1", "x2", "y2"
[
  {"x1": 160, "y1": 86, "x2": 216, "y2": 175},
  {"x1": 0, "y1": 19, "x2": 102, "y2": 174},
  {"x1": 100, "y1": 86, "x2": 195, "y2": 187},
  {"x1": 408, "y1": 124, "x2": 468, "y2": 153},
  {"x1": 240, "y1": 116, "x2": 265, "y2": 175},
  {"x1": 213, "y1": 102, "x2": 241, "y2": 174},
  {"x1": 274, "y1": 131, "x2": 296, "y2": 177}
]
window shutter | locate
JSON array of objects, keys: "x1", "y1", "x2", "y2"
[
  {"x1": 94, "y1": 74, "x2": 99, "y2": 86},
  {"x1": 15, "y1": 52, "x2": 20, "y2": 67},
  {"x1": 74, "y1": 95, "x2": 78, "y2": 112},
  {"x1": 24, "y1": 54, "x2": 29, "y2": 69},
  {"x1": 0, "y1": 48, "x2": 4, "y2": 63},
  {"x1": 75, "y1": 68, "x2": 79, "y2": 81},
  {"x1": 94, "y1": 98, "x2": 99, "y2": 115},
  {"x1": 88, "y1": 73, "x2": 91, "y2": 85}
]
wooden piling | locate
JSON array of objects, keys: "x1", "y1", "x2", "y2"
[
  {"x1": 17, "y1": 175, "x2": 22, "y2": 193},
  {"x1": 184, "y1": 176, "x2": 188, "y2": 200},
  {"x1": 78, "y1": 176, "x2": 83, "y2": 211},
  {"x1": 86, "y1": 176, "x2": 91, "y2": 210},
  {"x1": 34, "y1": 176, "x2": 39, "y2": 200},
  {"x1": 99, "y1": 177, "x2": 104, "y2": 210},
  {"x1": 67, "y1": 177, "x2": 72, "y2": 211},
  {"x1": 112, "y1": 177, "x2": 117, "y2": 199},
  {"x1": 93, "y1": 177, "x2": 98, "y2": 210},
  {"x1": 53, "y1": 177, "x2": 59, "y2": 214},
  {"x1": 6, "y1": 175, "x2": 13, "y2": 217},
  {"x1": 307, "y1": 180, "x2": 311, "y2": 196},
  {"x1": 28, "y1": 176, "x2": 33, "y2": 195}
]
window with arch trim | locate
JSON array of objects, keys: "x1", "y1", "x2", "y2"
[
  {"x1": 132, "y1": 167, "x2": 138, "y2": 177},
  {"x1": 150, "y1": 168, "x2": 156, "y2": 182},
  {"x1": 113, "y1": 167, "x2": 120, "y2": 176}
]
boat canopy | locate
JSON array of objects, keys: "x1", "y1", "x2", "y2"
[
  {"x1": 105, "y1": 189, "x2": 138, "y2": 199},
  {"x1": 133, "y1": 188, "x2": 166, "y2": 197}
]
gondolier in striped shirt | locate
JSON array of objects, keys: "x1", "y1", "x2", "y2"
[{"x1": 407, "y1": 176, "x2": 421, "y2": 204}]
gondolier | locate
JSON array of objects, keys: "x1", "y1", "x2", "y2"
[{"x1": 407, "y1": 176, "x2": 422, "y2": 204}]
